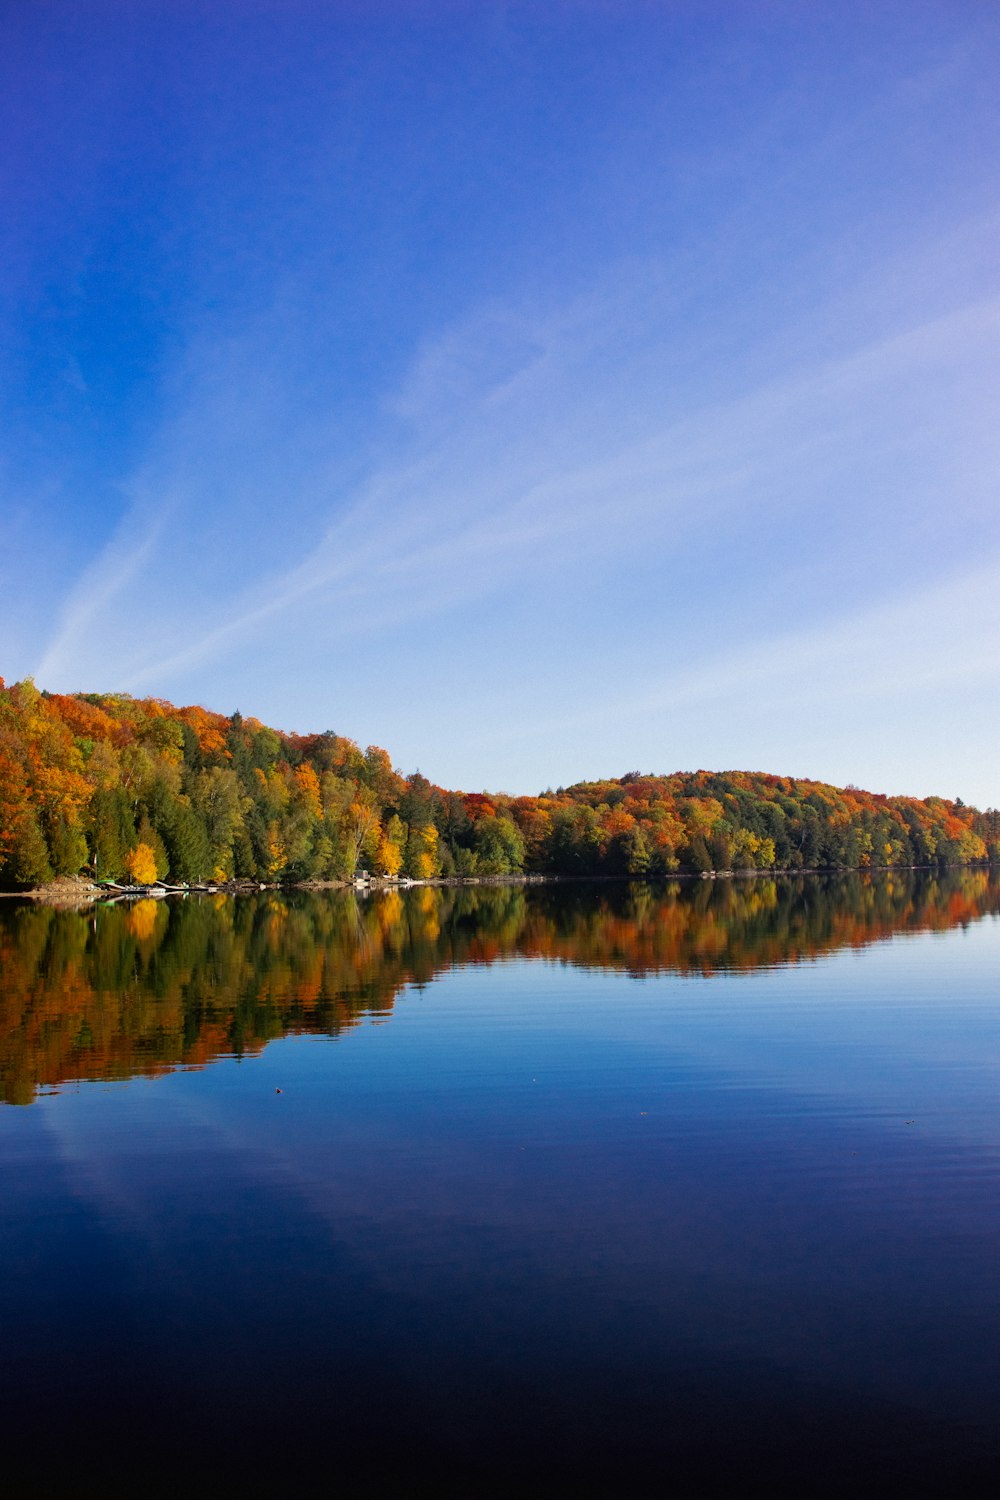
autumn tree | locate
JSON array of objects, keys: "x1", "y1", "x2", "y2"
[
  {"x1": 377, "y1": 814, "x2": 406, "y2": 878},
  {"x1": 0, "y1": 746, "x2": 51, "y2": 886},
  {"x1": 344, "y1": 794, "x2": 380, "y2": 876},
  {"x1": 125, "y1": 843, "x2": 158, "y2": 885},
  {"x1": 405, "y1": 823, "x2": 440, "y2": 880}
]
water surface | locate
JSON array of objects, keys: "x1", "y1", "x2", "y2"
[{"x1": 2, "y1": 873, "x2": 999, "y2": 1490}]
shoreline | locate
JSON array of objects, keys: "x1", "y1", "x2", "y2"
[{"x1": 2, "y1": 862, "x2": 994, "y2": 909}]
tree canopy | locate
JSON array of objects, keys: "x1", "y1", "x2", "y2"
[{"x1": 0, "y1": 673, "x2": 995, "y2": 891}]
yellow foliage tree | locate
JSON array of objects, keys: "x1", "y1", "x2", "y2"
[
  {"x1": 375, "y1": 813, "x2": 406, "y2": 877},
  {"x1": 377, "y1": 835, "x2": 403, "y2": 878},
  {"x1": 408, "y1": 825, "x2": 439, "y2": 880},
  {"x1": 125, "y1": 843, "x2": 157, "y2": 886},
  {"x1": 346, "y1": 797, "x2": 380, "y2": 875},
  {"x1": 266, "y1": 824, "x2": 287, "y2": 877}
]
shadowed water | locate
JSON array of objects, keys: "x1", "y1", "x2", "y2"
[{"x1": 2, "y1": 872, "x2": 999, "y2": 1491}]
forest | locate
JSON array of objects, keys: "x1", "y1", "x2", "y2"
[{"x1": 0, "y1": 673, "x2": 996, "y2": 890}]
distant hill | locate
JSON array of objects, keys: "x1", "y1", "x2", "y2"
[{"x1": 0, "y1": 674, "x2": 995, "y2": 889}]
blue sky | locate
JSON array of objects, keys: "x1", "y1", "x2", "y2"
[{"x1": 2, "y1": 1, "x2": 999, "y2": 805}]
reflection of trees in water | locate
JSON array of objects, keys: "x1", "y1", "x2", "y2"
[{"x1": 2, "y1": 870, "x2": 997, "y2": 1104}]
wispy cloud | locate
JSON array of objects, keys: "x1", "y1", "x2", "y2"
[
  {"x1": 26, "y1": 183, "x2": 1000, "y2": 817},
  {"x1": 37, "y1": 239, "x2": 1000, "y2": 700},
  {"x1": 36, "y1": 498, "x2": 173, "y2": 685},
  {"x1": 616, "y1": 558, "x2": 1000, "y2": 725},
  {"x1": 441, "y1": 553, "x2": 1000, "y2": 807}
]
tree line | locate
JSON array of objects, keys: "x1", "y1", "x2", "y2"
[{"x1": 0, "y1": 673, "x2": 996, "y2": 889}]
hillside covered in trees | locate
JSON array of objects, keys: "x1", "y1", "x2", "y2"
[{"x1": 0, "y1": 674, "x2": 996, "y2": 890}]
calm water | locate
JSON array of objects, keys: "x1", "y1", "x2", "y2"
[{"x1": 2, "y1": 873, "x2": 1000, "y2": 1491}]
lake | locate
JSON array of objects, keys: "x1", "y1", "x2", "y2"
[{"x1": 2, "y1": 872, "x2": 999, "y2": 1491}]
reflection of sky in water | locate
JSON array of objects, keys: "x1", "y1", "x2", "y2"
[{"x1": 3, "y1": 894, "x2": 1000, "y2": 1486}]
